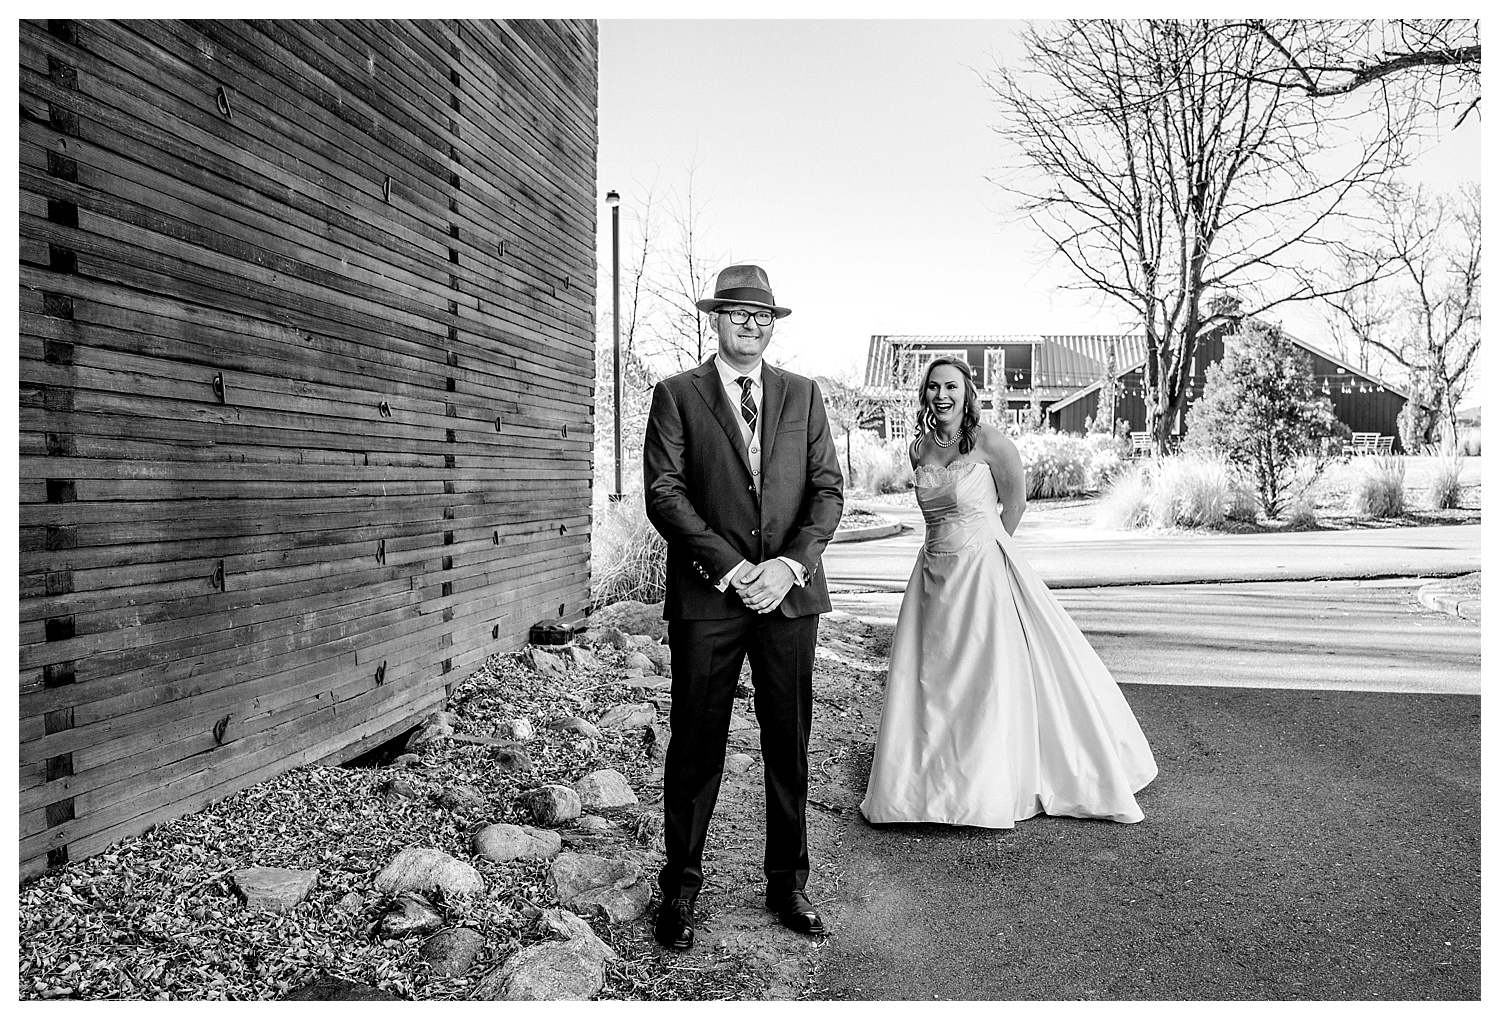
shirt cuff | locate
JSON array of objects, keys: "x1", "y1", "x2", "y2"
[
  {"x1": 777, "y1": 556, "x2": 807, "y2": 587},
  {"x1": 716, "y1": 559, "x2": 751, "y2": 592}
]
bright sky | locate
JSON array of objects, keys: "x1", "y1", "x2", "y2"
[{"x1": 597, "y1": 18, "x2": 1481, "y2": 384}]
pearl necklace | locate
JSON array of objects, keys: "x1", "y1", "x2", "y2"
[{"x1": 933, "y1": 428, "x2": 960, "y2": 449}]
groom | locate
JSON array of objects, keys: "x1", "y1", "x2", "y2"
[{"x1": 643, "y1": 264, "x2": 844, "y2": 951}]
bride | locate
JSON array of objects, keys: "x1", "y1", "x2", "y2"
[{"x1": 860, "y1": 357, "x2": 1157, "y2": 828}]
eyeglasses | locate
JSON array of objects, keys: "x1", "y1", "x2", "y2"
[{"x1": 723, "y1": 309, "x2": 775, "y2": 326}]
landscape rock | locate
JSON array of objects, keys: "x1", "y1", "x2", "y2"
[
  {"x1": 727, "y1": 712, "x2": 754, "y2": 732},
  {"x1": 538, "y1": 908, "x2": 617, "y2": 963},
  {"x1": 472, "y1": 823, "x2": 564, "y2": 863},
  {"x1": 728, "y1": 726, "x2": 761, "y2": 749},
  {"x1": 473, "y1": 940, "x2": 606, "y2": 1000},
  {"x1": 374, "y1": 846, "x2": 486, "y2": 900},
  {"x1": 335, "y1": 891, "x2": 365, "y2": 913},
  {"x1": 380, "y1": 777, "x2": 420, "y2": 801},
  {"x1": 421, "y1": 927, "x2": 486, "y2": 977},
  {"x1": 574, "y1": 815, "x2": 612, "y2": 834},
  {"x1": 548, "y1": 716, "x2": 600, "y2": 740},
  {"x1": 558, "y1": 644, "x2": 598, "y2": 669},
  {"x1": 437, "y1": 784, "x2": 489, "y2": 814},
  {"x1": 492, "y1": 747, "x2": 534, "y2": 775},
  {"x1": 523, "y1": 646, "x2": 568, "y2": 677},
  {"x1": 549, "y1": 852, "x2": 653, "y2": 923},
  {"x1": 282, "y1": 977, "x2": 399, "y2": 1000},
  {"x1": 381, "y1": 891, "x2": 444, "y2": 938},
  {"x1": 230, "y1": 867, "x2": 319, "y2": 912},
  {"x1": 638, "y1": 643, "x2": 671, "y2": 673},
  {"x1": 393, "y1": 753, "x2": 422, "y2": 768},
  {"x1": 622, "y1": 651, "x2": 655, "y2": 673},
  {"x1": 497, "y1": 717, "x2": 535, "y2": 741},
  {"x1": 572, "y1": 768, "x2": 638, "y2": 811},
  {"x1": 587, "y1": 599, "x2": 668, "y2": 641},
  {"x1": 725, "y1": 753, "x2": 756, "y2": 775},
  {"x1": 623, "y1": 675, "x2": 672, "y2": 692},
  {"x1": 519, "y1": 784, "x2": 582, "y2": 826},
  {"x1": 645, "y1": 723, "x2": 670, "y2": 761},
  {"x1": 581, "y1": 625, "x2": 629, "y2": 650},
  {"x1": 406, "y1": 711, "x2": 456, "y2": 750},
  {"x1": 597, "y1": 702, "x2": 656, "y2": 731}
]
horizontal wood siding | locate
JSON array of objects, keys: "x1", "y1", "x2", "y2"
[{"x1": 17, "y1": 18, "x2": 598, "y2": 879}]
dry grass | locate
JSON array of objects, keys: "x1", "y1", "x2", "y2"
[
  {"x1": 1346, "y1": 457, "x2": 1407, "y2": 518},
  {"x1": 591, "y1": 495, "x2": 667, "y2": 610}
]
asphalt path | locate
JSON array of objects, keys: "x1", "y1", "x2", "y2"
[{"x1": 823, "y1": 510, "x2": 1479, "y2": 591}]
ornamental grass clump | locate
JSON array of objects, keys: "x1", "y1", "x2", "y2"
[
  {"x1": 1347, "y1": 456, "x2": 1407, "y2": 518},
  {"x1": 1094, "y1": 463, "x2": 1154, "y2": 530},
  {"x1": 1428, "y1": 452, "x2": 1466, "y2": 510},
  {"x1": 590, "y1": 494, "x2": 666, "y2": 610},
  {"x1": 849, "y1": 429, "x2": 915, "y2": 494},
  {"x1": 1014, "y1": 432, "x2": 1092, "y2": 498},
  {"x1": 1145, "y1": 453, "x2": 1244, "y2": 529}
]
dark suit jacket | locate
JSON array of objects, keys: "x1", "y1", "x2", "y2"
[{"x1": 644, "y1": 356, "x2": 844, "y2": 620}]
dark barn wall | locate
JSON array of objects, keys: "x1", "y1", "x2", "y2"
[{"x1": 18, "y1": 19, "x2": 598, "y2": 878}]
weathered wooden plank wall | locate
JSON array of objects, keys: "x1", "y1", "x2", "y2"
[{"x1": 17, "y1": 18, "x2": 598, "y2": 880}]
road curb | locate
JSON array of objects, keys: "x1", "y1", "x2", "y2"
[
  {"x1": 830, "y1": 521, "x2": 903, "y2": 544},
  {"x1": 1416, "y1": 574, "x2": 1481, "y2": 622}
]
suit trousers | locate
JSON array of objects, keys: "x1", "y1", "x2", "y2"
[{"x1": 659, "y1": 611, "x2": 820, "y2": 904}]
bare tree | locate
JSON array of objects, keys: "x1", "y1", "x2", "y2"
[
  {"x1": 988, "y1": 20, "x2": 1412, "y2": 453},
  {"x1": 1328, "y1": 183, "x2": 1481, "y2": 447},
  {"x1": 1244, "y1": 20, "x2": 1480, "y2": 127},
  {"x1": 650, "y1": 161, "x2": 725, "y2": 371},
  {"x1": 817, "y1": 372, "x2": 882, "y2": 488}
]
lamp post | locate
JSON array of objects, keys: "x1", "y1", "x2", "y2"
[{"x1": 605, "y1": 189, "x2": 622, "y2": 502}]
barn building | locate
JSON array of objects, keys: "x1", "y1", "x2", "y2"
[
  {"x1": 19, "y1": 19, "x2": 598, "y2": 878},
  {"x1": 863, "y1": 320, "x2": 1414, "y2": 448}
]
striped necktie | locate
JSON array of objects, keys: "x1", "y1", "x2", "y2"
[{"x1": 736, "y1": 376, "x2": 758, "y2": 436}]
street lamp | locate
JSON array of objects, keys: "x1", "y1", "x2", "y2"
[{"x1": 605, "y1": 189, "x2": 622, "y2": 502}]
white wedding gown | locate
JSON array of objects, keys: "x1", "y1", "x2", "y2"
[{"x1": 860, "y1": 459, "x2": 1157, "y2": 827}]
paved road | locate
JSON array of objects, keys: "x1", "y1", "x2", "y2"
[
  {"x1": 824, "y1": 511, "x2": 1479, "y2": 591},
  {"x1": 812, "y1": 578, "x2": 1481, "y2": 999}
]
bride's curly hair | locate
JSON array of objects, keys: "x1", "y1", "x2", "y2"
[{"x1": 913, "y1": 356, "x2": 982, "y2": 455}]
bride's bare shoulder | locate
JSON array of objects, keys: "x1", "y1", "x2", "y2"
[{"x1": 973, "y1": 423, "x2": 1019, "y2": 460}]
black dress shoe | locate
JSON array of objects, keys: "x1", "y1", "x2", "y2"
[
  {"x1": 768, "y1": 889, "x2": 827, "y2": 936},
  {"x1": 653, "y1": 897, "x2": 695, "y2": 951}
]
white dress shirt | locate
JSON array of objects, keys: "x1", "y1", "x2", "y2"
[{"x1": 710, "y1": 355, "x2": 808, "y2": 593}]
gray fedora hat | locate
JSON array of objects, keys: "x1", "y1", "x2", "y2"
[{"x1": 694, "y1": 264, "x2": 792, "y2": 318}]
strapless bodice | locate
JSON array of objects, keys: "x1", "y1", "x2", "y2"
[{"x1": 913, "y1": 459, "x2": 1000, "y2": 554}]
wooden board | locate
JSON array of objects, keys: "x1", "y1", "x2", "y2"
[{"x1": 18, "y1": 17, "x2": 598, "y2": 878}]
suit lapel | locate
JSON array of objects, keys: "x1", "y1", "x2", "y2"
[
  {"x1": 758, "y1": 362, "x2": 787, "y2": 469},
  {"x1": 691, "y1": 357, "x2": 753, "y2": 475}
]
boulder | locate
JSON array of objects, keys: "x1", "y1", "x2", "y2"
[
  {"x1": 572, "y1": 768, "x2": 638, "y2": 811},
  {"x1": 574, "y1": 815, "x2": 612, "y2": 834},
  {"x1": 622, "y1": 651, "x2": 655, "y2": 673},
  {"x1": 437, "y1": 784, "x2": 488, "y2": 814},
  {"x1": 392, "y1": 753, "x2": 423, "y2": 768},
  {"x1": 406, "y1": 711, "x2": 456, "y2": 750},
  {"x1": 230, "y1": 867, "x2": 319, "y2": 912},
  {"x1": 381, "y1": 891, "x2": 444, "y2": 938},
  {"x1": 473, "y1": 940, "x2": 606, "y2": 1000},
  {"x1": 374, "y1": 846, "x2": 485, "y2": 900},
  {"x1": 421, "y1": 927, "x2": 486, "y2": 977},
  {"x1": 497, "y1": 717, "x2": 535, "y2": 741},
  {"x1": 581, "y1": 625, "x2": 629, "y2": 650},
  {"x1": 623, "y1": 675, "x2": 672, "y2": 693},
  {"x1": 597, "y1": 702, "x2": 656, "y2": 731},
  {"x1": 538, "y1": 908, "x2": 617, "y2": 963},
  {"x1": 586, "y1": 599, "x2": 668, "y2": 641},
  {"x1": 727, "y1": 712, "x2": 754, "y2": 732},
  {"x1": 472, "y1": 823, "x2": 563, "y2": 863},
  {"x1": 335, "y1": 891, "x2": 365, "y2": 914},
  {"x1": 638, "y1": 643, "x2": 671, "y2": 673},
  {"x1": 523, "y1": 646, "x2": 567, "y2": 677},
  {"x1": 548, "y1": 852, "x2": 653, "y2": 923},
  {"x1": 282, "y1": 977, "x2": 399, "y2": 1001},
  {"x1": 725, "y1": 753, "x2": 756, "y2": 775},
  {"x1": 519, "y1": 784, "x2": 582, "y2": 826},
  {"x1": 548, "y1": 716, "x2": 600, "y2": 740}
]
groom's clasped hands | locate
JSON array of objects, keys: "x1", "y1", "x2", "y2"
[{"x1": 732, "y1": 559, "x2": 796, "y2": 614}]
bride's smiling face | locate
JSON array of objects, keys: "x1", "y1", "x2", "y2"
[{"x1": 924, "y1": 364, "x2": 967, "y2": 430}]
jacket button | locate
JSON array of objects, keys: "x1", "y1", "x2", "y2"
[{"x1": 751, "y1": 529, "x2": 759, "y2": 536}]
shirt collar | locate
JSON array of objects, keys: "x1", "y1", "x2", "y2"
[{"x1": 714, "y1": 354, "x2": 764, "y2": 389}]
